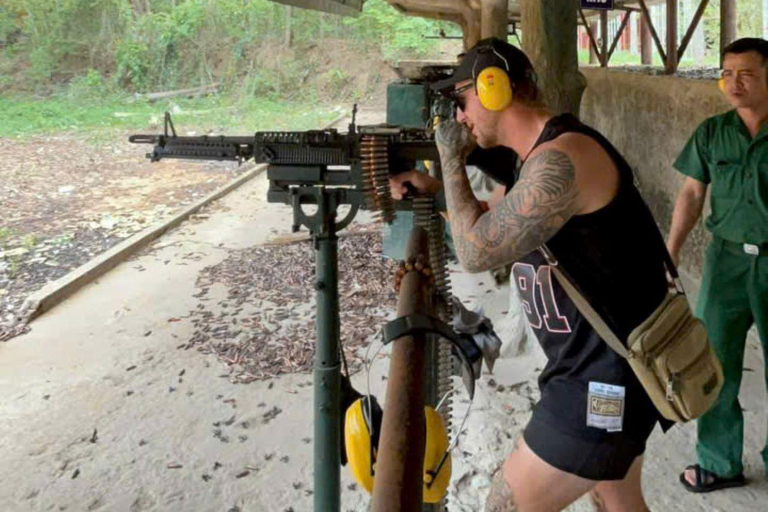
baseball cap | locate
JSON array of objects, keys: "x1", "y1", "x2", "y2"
[{"x1": 432, "y1": 38, "x2": 536, "y2": 95}]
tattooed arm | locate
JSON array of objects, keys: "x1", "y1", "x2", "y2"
[{"x1": 436, "y1": 120, "x2": 580, "y2": 274}]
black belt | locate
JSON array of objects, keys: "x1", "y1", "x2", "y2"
[{"x1": 716, "y1": 237, "x2": 768, "y2": 256}]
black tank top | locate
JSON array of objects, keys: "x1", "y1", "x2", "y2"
[{"x1": 511, "y1": 114, "x2": 670, "y2": 437}]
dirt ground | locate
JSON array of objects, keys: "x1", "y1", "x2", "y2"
[{"x1": 0, "y1": 131, "x2": 247, "y2": 341}]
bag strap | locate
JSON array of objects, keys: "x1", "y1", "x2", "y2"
[
  {"x1": 536, "y1": 186, "x2": 684, "y2": 361},
  {"x1": 539, "y1": 245, "x2": 631, "y2": 360}
]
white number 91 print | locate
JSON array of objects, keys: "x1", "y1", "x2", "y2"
[{"x1": 512, "y1": 263, "x2": 572, "y2": 334}]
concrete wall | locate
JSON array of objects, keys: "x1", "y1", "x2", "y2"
[{"x1": 579, "y1": 68, "x2": 731, "y2": 278}]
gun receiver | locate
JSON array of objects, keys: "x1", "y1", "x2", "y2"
[{"x1": 129, "y1": 112, "x2": 439, "y2": 226}]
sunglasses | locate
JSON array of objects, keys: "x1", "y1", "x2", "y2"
[{"x1": 446, "y1": 83, "x2": 473, "y2": 111}]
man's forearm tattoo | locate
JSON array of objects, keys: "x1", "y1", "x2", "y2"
[{"x1": 441, "y1": 149, "x2": 579, "y2": 273}]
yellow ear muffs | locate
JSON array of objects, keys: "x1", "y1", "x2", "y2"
[
  {"x1": 344, "y1": 398, "x2": 451, "y2": 503},
  {"x1": 476, "y1": 66, "x2": 513, "y2": 111},
  {"x1": 422, "y1": 406, "x2": 451, "y2": 503},
  {"x1": 344, "y1": 396, "x2": 381, "y2": 494},
  {"x1": 718, "y1": 77, "x2": 726, "y2": 93}
]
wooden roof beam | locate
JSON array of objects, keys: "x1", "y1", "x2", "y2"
[
  {"x1": 388, "y1": 0, "x2": 480, "y2": 46},
  {"x1": 389, "y1": 0, "x2": 513, "y2": 48},
  {"x1": 269, "y1": 0, "x2": 363, "y2": 17}
]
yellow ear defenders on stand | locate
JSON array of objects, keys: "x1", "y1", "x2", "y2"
[
  {"x1": 344, "y1": 396, "x2": 452, "y2": 503},
  {"x1": 474, "y1": 44, "x2": 514, "y2": 111},
  {"x1": 343, "y1": 313, "x2": 482, "y2": 504}
]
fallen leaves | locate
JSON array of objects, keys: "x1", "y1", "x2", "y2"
[{"x1": 183, "y1": 231, "x2": 396, "y2": 383}]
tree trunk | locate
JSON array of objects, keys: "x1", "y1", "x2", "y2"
[
  {"x1": 129, "y1": 0, "x2": 149, "y2": 17},
  {"x1": 285, "y1": 6, "x2": 294, "y2": 48}
]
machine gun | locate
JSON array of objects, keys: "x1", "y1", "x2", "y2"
[{"x1": 129, "y1": 109, "x2": 439, "y2": 228}]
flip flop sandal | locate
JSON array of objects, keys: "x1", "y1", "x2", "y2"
[{"x1": 679, "y1": 464, "x2": 746, "y2": 493}]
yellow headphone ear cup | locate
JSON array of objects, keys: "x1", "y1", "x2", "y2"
[
  {"x1": 344, "y1": 397, "x2": 379, "y2": 494},
  {"x1": 476, "y1": 66, "x2": 513, "y2": 111},
  {"x1": 422, "y1": 406, "x2": 451, "y2": 503},
  {"x1": 718, "y1": 77, "x2": 725, "y2": 93},
  {"x1": 344, "y1": 401, "x2": 452, "y2": 502}
]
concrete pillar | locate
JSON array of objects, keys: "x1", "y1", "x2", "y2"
[
  {"x1": 590, "y1": 21, "x2": 599, "y2": 64},
  {"x1": 520, "y1": 0, "x2": 586, "y2": 115},
  {"x1": 640, "y1": 15, "x2": 652, "y2": 64},
  {"x1": 481, "y1": 0, "x2": 508, "y2": 41},
  {"x1": 721, "y1": 0, "x2": 736, "y2": 63}
]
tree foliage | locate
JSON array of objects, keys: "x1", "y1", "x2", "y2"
[
  {"x1": 701, "y1": 0, "x2": 764, "y2": 53},
  {"x1": 0, "y1": 0, "x2": 454, "y2": 94}
]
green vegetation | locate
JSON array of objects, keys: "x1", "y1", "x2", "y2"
[
  {"x1": 0, "y1": 0, "x2": 454, "y2": 137},
  {"x1": 0, "y1": 0, "x2": 452, "y2": 93},
  {"x1": 577, "y1": 49, "x2": 720, "y2": 68},
  {"x1": 21, "y1": 234, "x2": 38, "y2": 250},
  {"x1": 0, "y1": 227, "x2": 14, "y2": 247},
  {"x1": 703, "y1": 0, "x2": 766, "y2": 53},
  {"x1": 0, "y1": 93, "x2": 341, "y2": 137},
  {"x1": 578, "y1": 0, "x2": 766, "y2": 70}
]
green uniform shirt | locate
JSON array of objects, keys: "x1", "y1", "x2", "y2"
[{"x1": 674, "y1": 109, "x2": 768, "y2": 243}]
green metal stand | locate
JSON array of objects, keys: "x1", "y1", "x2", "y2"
[
  {"x1": 313, "y1": 232, "x2": 341, "y2": 512},
  {"x1": 275, "y1": 187, "x2": 356, "y2": 512}
]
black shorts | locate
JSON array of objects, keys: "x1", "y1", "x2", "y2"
[{"x1": 522, "y1": 382, "x2": 658, "y2": 481}]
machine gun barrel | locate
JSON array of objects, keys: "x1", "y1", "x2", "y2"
[
  {"x1": 128, "y1": 134, "x2": 256, "y2": 162},
  {"x1": 129, "y1": 129, "x2": 438, "y2": 168}
]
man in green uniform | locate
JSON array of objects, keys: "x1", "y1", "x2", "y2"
[{"x1": 669, "y1": 37, "x2": 768, "y2": 493}]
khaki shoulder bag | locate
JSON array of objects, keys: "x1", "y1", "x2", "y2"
[{"x1": 538, "y1": 244, "x2": 724, "y2": 423}]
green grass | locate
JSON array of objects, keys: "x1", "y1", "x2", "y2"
[
  {"x1": 21, "y1": 233, "x2": 38, "y2": 250},
  {"x1": 0, "y1": 92, "x2": 344, "y2": 139},
  {"x1": 0, "y1": 227, "x2": 14, "y2": 247},
  {"x1": 578, "y1": 49, "x2": 721, "y2": 69}
]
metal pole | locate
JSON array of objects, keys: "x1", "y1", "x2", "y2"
[
  {"x1": 666, "y1": 0, "x2": 678, "y2": 74},
  {"x1": 314, "y1": 196, "x2": 341, "y2": 512},
  {"x1": 371, "y1": 227, "x2": 432, "y2": 512}
]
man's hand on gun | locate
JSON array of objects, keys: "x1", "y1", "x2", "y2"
[
  {"x1": 389, "y1": 170, "x2": 442, "y2": 200},
  {"x1": 388, "y1": 170, "x2": 490, "y2": 216}
]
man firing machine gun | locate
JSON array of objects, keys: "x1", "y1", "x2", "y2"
[{"x1": 130, "y1": 103, "x2": 502, "y2": 511}]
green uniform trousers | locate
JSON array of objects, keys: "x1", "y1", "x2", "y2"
[{"x1": 695, "y1": 238, "x2": 768, "y2": 478}]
